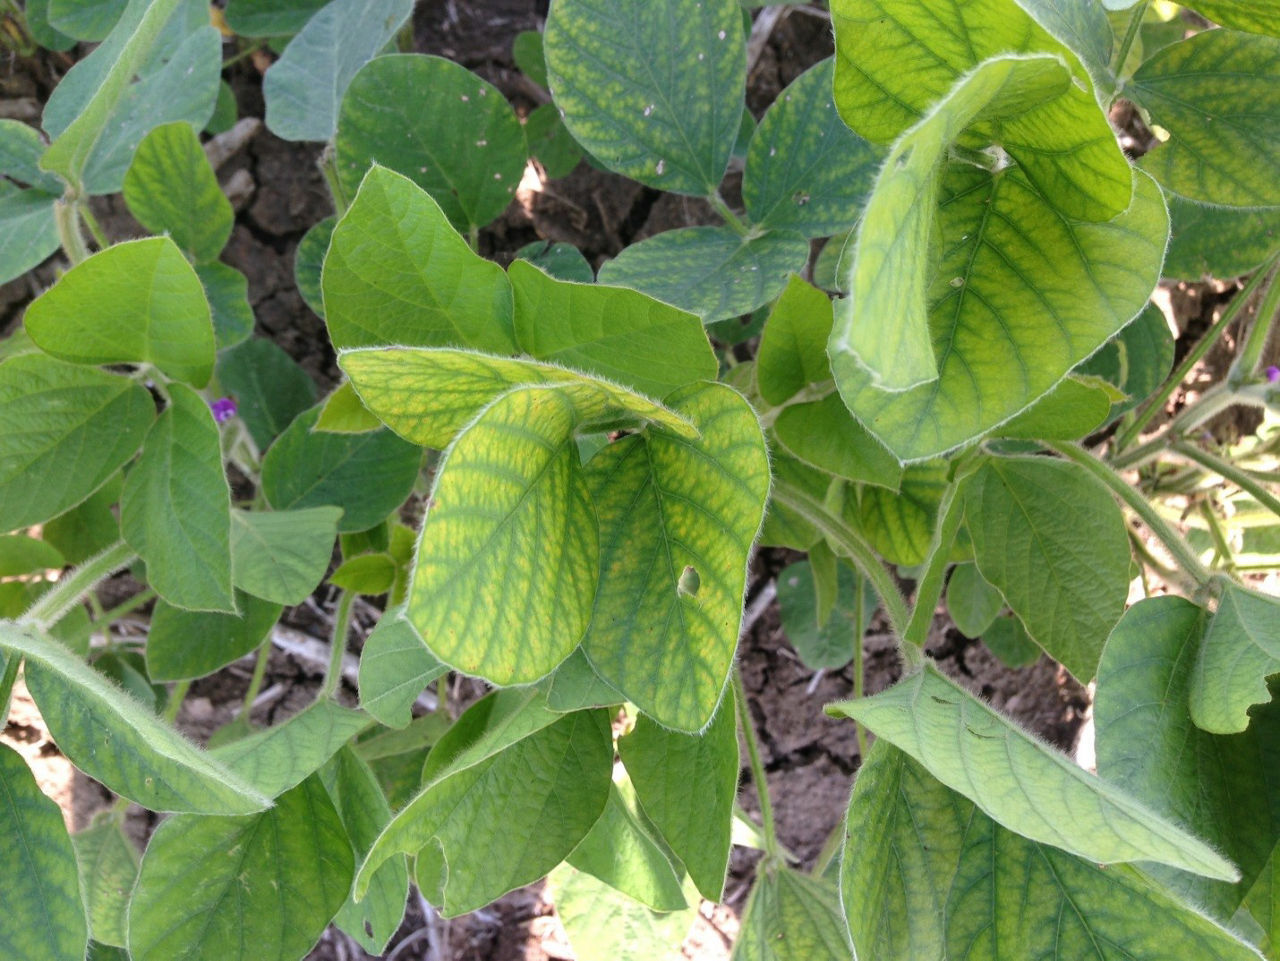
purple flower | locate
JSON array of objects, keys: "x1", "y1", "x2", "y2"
[
  {"x1": 210, "y1": 397, "x2": 238, "y2": 423},
  {"x1": 1266, "y1": 365, "x2": 1280, "y2": 385}
]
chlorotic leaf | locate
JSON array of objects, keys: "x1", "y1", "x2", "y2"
[
  {"x1": 857, "y1": 462, "x2": 949, "y2": 566},
  {"x1": 1187, "y1": 1, "x2": 1280, "y2": 35},
  {"x1": 735, "y1": 866, "x2": 850, "y2": 961},
  {"x1": 547, "y1": 865, "x2": 695, "y2": 961},
  {"x1": 315, "y1": 381, "x2": 381, "y2": 433}
]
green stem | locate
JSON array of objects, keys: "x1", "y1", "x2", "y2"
[
  {"x1": 1198, "y1": 501, "x2": 1237, "y2": 574},
  {"x1": 22, "y1": 541, "x2": 137, "y2": 632},
  {"x1": 850, "y1": 585, "x2": 869, "y2": 764},
  {"x1": 902, "y1": 476, "x2": 968, "y2": 652},
  {"x1": 1127, "y1": 525, "x2": 1187, "y2": 590},
  {"x1": 1110, "y1": 0, "x2": 1149, "y2": 80},
  {"x1": 163, "y1": 679, "x2": 191, "y2": 724},
  {"x1": 734, "y1": 668, "x2": 780, "y2": 863},
  {"x1": 770, "y1": 482, "x2": 910, "y2": 641},
  {"x1": 708, "y1": 191, "x2": 749, "y2": 237},
  {"x1": 54, "y1": 198, "x2": 91, "y2": 265},
  {"x1": 319, "y1": 591, "x2": 353, "y2": 699},
  {"x1": 222, "y1": 40, "x2": 264, "y2": 68},
  {"x1": 1171, "y1": 440, "x2": 1280, "y2": 520},
  {"x1": 1114, "y1": 255, "x2": 1278, "y2": 451},
  {"x1": 1230, "y1": 260, "x2": 1280, "y2": 385},
  {"x1": 318, "y1": 147, "x2": 349, "y2": 216},
  {"x1": 0, "y1": 654, "x2": 21, "y2": 722},
  {"x1": 78, "y1": 202, "x2": 109, "y2": 250},
  {"x1": 240, "y1": 640, "x2": 272, "y2": 715},
  {"x1": 64, "y1": 588, "x2": 155, "y2": 650},
  {"x1": 1050, "y1": 442, "x2": 1214, "y2": 585}
]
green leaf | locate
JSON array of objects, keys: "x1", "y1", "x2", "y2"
[
  {"x1": 72, "y1": 820, "x2": 138, "y2": 948},
  {"x1": 216, "y1": 338, "x2": 317, "y2": 450},
  {"x1": 982, "y1": 612, "x2": 1042, "y2": 667},
  {"x1": 26, "y1": 236, "x2": 216, "y2": 386},
  {"x1": 512, "y1": 29, "x2": 548, "y2": 87},
  {"x1": 336, "y1": 54, "x2": 527, "y2": 232},
  {"x1": 598, "y1": 226, "x2": 809, "y2": 324},
  {"x1": 1012, "y1": 0, "x2": 1115, "y2": 85},
  {"x1": 1096, "y1": 596, "x2": 1280, "y2": 922},
  {"x1": 515, "y1": 240, "x2": 593, "y2": 283},
  {"x1": 993, "y1": 375, "x2": 1114, "y2": 440},
  {"x1": 544, "y1": 648, "x2": 624, "y2": 712},
  {"x1": 127, "y1": 775, "x2": 354, "y2": 961},
  {"x1": 0, "y1": 188, "x2": 59, "y2": 286},
  {"x1": 0, "y1": 742, "x2": 87, "y2": 961},
  {"x1": 48, "y1": 0, "x2": 126, "y2": 40},
  {"x1": 547, "y1": 865, "x2": 695, "y2": 961},
  {"x1": 294, "y1": 214, "x2": 335, "y2": 318},
  {"x1": 1241, "y1": 844, "x2": 1280, "y2": 957},
  {"x1": 1130, "y1": 29, "x2": 1280, "y2": 206},
  {"x1": 121, "y1": 384, "x2": 234, "y2": 612},
  {"x1": 544, "y1": 0, "x2": 745, "y2": 194},
  {"x1": 841, "y1": 741, "x2": 1264, "y2": 961},
  {"x1": 205, "y1": 80, "x2": 237, "y2": 135},
  {"x1": 510, "y1": 259, "x2": 716, "y2": 397},
  {"x1": 122, "y1": 122, "x2": 232, "y2": 262},
  {"x1": 0, "y1": 119, "x2": 64, "y2": 192},
  {"x1": 1188, "y1": 1, "x2": 1280, "y2": 35},
  {"x1": 619, "y1": 692, "x2": 738, "y2": 901},
  {"x1": 743, "y1": 58, "x2": 880, "y2": 237},
  {"x1": 857, "y1": 463, "x2": 949, "y2": 566},
  {"x1": 230, "y1": 507, "x2": 341, "y2": 606},
  {"x1": 524, "y1": 102, "x2": 583, "y2": 179},
  {"x1": 582, "y1": 382, "x2": 769, "y2": 732},
  {"x1": 777, "y1": 559, "x2": 877, "y2": 671},
  {"x1": 965, "y1": 455, "x2": 1129, "y2": 681},
  {"x1": 408, "y1": 386, "x2": 598, "y2": 684},
  {"x1": 1191, "y1": 581, "x2": 1280, "y2": 734},
  {"x1": 829, "y1": 663, "x2": 1240, "y2": 881},
  {"x1": 773, "y1": 394, "x2": 902, "y2": 487},
  {"x1": 211, "y1": 700, "x2": 371, "y2": 798},
  {"x1": 321, "y1": 166, "x2": 516, "y2": 353},
  {"x1": 567, "y1": 781, "x2": 687, "y2": 911},
  {"x1": 330, "y1": 552, "x2": 396, "y2": 594},
  {"x1": 315, "y1": 381, "x2": 380, "y2": 433},
  {"x1": 0, "y1": 535, "x2": 64, "y2": 577},
  {"x1": 1164, "y1": 196, "x2": 1280, "y2": 280},
  {"x1": 358, "y1": 607, "x2": 446, "y2": 728},
  {"x1": 755, "y1": 274, "x2": 834, "y2": 406},
  {"x1": 339, "y1": 346, "x2": 697, "y2": 449},
  {"x1": 195, "y1": 262, "x2": 254, "y2": 351},
  {"x1": 23, "y1": 0, "x2": 77, "y2": 50},
  {"x1": 321, "y1": 748, "x2": 408, "y2": 955},
  {"x1": 356, "y1": 707, "x2": 613, "y2": 916},
  {"x1": 946, "y1": 561, "x2": 1004, "y2": 639},
  {"x1": 146, "y1": 591, "x2": 282, "y2": 681},
  {"x1": 262, "y1": 0, "x2": 415, "y2": 143},
  {"x1": 224, "y1": 0, "x2": 329, "y2": 37},
  {"x1": 833, "y1": 53, "x2": 1131, "y2": 394},
  {"x1": 831, "y1": 0, "x2": 1087, "y2": 144},
  {"x1": 0, "y1": 620, "x2": 269, "y2": 813},
  {"x1": 261, "y1": 406, "x2": 421, "y2": 533},
  {"x1": 1076, "y1": 302, "x2": 1176, "y2": 419},
  {"x1": 42, "y1": 474, "x2": 123, "y2": 565},
  {"x1": 734, "y1": 867, "x2": 849, "y2": 961}
]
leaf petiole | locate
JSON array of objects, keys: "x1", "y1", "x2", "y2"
[{"x1": 21, "y1": 541, "x2": 138, "y2": 632}]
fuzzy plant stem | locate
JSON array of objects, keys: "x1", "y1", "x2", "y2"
[
  {"x1": 1172, "y1": 440, "x2": 1280, "y2": 519},
  {"x1": 0, "y1": 654, "x2": 20, "y2": 723},
  {"x1": 734, "y1": 667, "x2": 780, "y2": 862},
  {"x1": 1110, "y1": 0, "x2": 1150, "y2": 78},
  {"x1": 1230, "y1": 259, "x2": 1280, "y2": 385},
  {"x1": 320, "y1": 591, "x2": 354, "y2": 699},
  {"x1": 902, "y1": 476, "x2": 968, "y2": 653},
  {"x1": 22, "y1": 541, "x2": 137, "y2": 632}
]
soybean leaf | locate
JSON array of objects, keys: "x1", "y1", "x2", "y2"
[
  {"x1": 127, "y1": 776, "x2": 353, "y2": 961},
  {"x1": 773, "y1": 394, "x2": 901, "y2": 487},
  {"x1": 336, "y1": 54, "x2": 527, "y2": 232},
  {"x1": 358, "y1": 607, "x2": 446, "y2": 728},
  {"x1": 121, "y1": 384, "x2": 234, "y2": 612},
  {"x1": 330, "y1": 553, "x2": 396, "y2": 594},
  {"x1": 1096, "y1": 597, "x2": 1280, "y2": 922},
  {"x1": 262, "y1": 0, "x2": 415, "y2": 143},
  {"x1": 25, "y1": 236, "x2": 216, "y2": 386},
  {"x1": 841, "y1": 742, "x2": 1263, "y2": 961},
  {"x1": 544, "y1": 0, "x2": 745, "y2": 194},
  {"x1": 857, "y1": 463, "x2": 950, "y2": 567},
  {"x1": 1012, "y1": 0, "x2": 1115, "y2": 86},
  {"x1": 72, "y1": 820, "x2": 138, "y2": 948},
  {"x1": 832, "y1": 53, "x2": 1131, "y2": 393},
  {"x1": 619, "y1": 691, "x2": 739, "y2": 901},
  {"x1": 321, "y1": 166, "x2": 515, "y2": 353},
  {"x1": 598, "y1": 226, "x2": 809, "y2": 324},
  {"x1": 755, "y1": 274, "x2": 835, "y2": 406},
  {"x1": 195, "y1": 263, "x2": 255, "y2": 351},
  {"x1": 205, "y1": 81, "x2": 237, "y2": 135},
  {"x1": 261, "y1": 406, "x2": 421, "y2": 533},
  {"x1": 43, "y1": 474, "x2": 123, "y2": 565},
  {"x1": 547, "y1": 865, "x2": 695, "y2": 961},
  {"x1": 122, "y1": 122, "x2": 232, "y2": 262},
  {"x1": 567, "y1": 781, "x2": 687, "y2": 911},
  {"x1": 230, "y1": 507, "x2": 342, "y2": 606},
  {"x1": 524, "y1": 102, "x2": 583, "y2": 179},
  {"x1": 216, "y1": 338, "x2": 317, "y2": 450},
  {"x1": 509, "y1": 259, "x2": 717, "y2": 397},
  {"x1": 1076, "y1": 302, "x2": 1176, "y2": 420},
  {"x1": 356, "y1": 708, "x2": 613, "y2": 916},
  {"x1": 582, "y1": 382, "x2": 770, "y2": 732},
  {"x1": 514, "y1": 239, "x2": 593, "y2": 283},
  {"x1": 0, "y1": 119, "x2": 63, "y2": 192},
  {"x1": 0, "y1": 742, "x2": 87, "y2": 961},
  {"x1": 0, "y1": 356, "x2": 150, "y2": 532},
  {"x1": 965, "y1": 455, "x2": 1129, "y2": 681},
  {"x1": 993, "y1": 375, "x2": 1115, "y2": 440},
  {"x1": 0, "y1": 535, "x2": 63, "y2": 577},
  {"x1": 512, "y1": 29, "x2": 548, "y2": 87},
  {"x1": 0, "y1": 620, "x2": 269, "y2": 813},
  {"x1": 983, "y1": 613, "x2": 1042, "y2": 668},
  {"x1": 1241, "y1": 845, "x2": 1280, "y2": 956},
  {"x1": 339, "y1": 346, "x2": 697, "y2": 449},
  {"x1": 0, "y1": 187, "x2": 59, "y2": 285},
  {"x1": 420, "y1": 688, "x2": 562, "y2": 784},
  {"x1": 1191, "y1": 581, "x2": 1280, "y2": 734},
  {"x1": 408, "y1": 386, "x2": 598, "y2": 685},
  {"x1": 315, "y1": 381, "x2": 380, "y2": 433},
  {"x1": 743, "y1": 58, "x2": 880, "y2": 237},
  {"x1": 1188, "y1": 1, "x2": 1280, "y2": 35},
  {"x1": 1164, "y1": 196, "x2": 1280, "y2": 280},
  {"x1": 777, "y1": 559, "x2": 877, "y2": 671},
  {"x1": 830, "y1": 664, "x2": 1240, "y2": 881},
  {"x1": 211, "y1": 700, "x2": 371, "y2": 798},
  {"x1": 224, "y1": 0, "x2": 329, "y2": 37},
  {"x1": 734, "y1": 867, "x2": 849, "y2": 961},
  {"x1": 294, "y1": 215, "x2": 335, "y2": 318},
  {"x1": 321, "y1": 749, "x2": 408, "y2": 955},
  {"x1": 23, "y1": 0, "x2": 77, "y2": 50},
  {"x1": 835, "y1": 164, "x2": 1166, "y2": 461},
  {"x1": 1129, "y1": 29, "x2": 1280, "y2": 206},
  {"x1": 544, "y1": 648, "x2": 624, "y2": 713},
  {"x1": 145, "y1": 591, "x2": 282, "y2": 681},
  {"x1": 48, "y1": 0, "x2": 126, "y2": 40},
  {"x1": 946, "y1": 562, "x2": 1004, "y2": 639}
]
